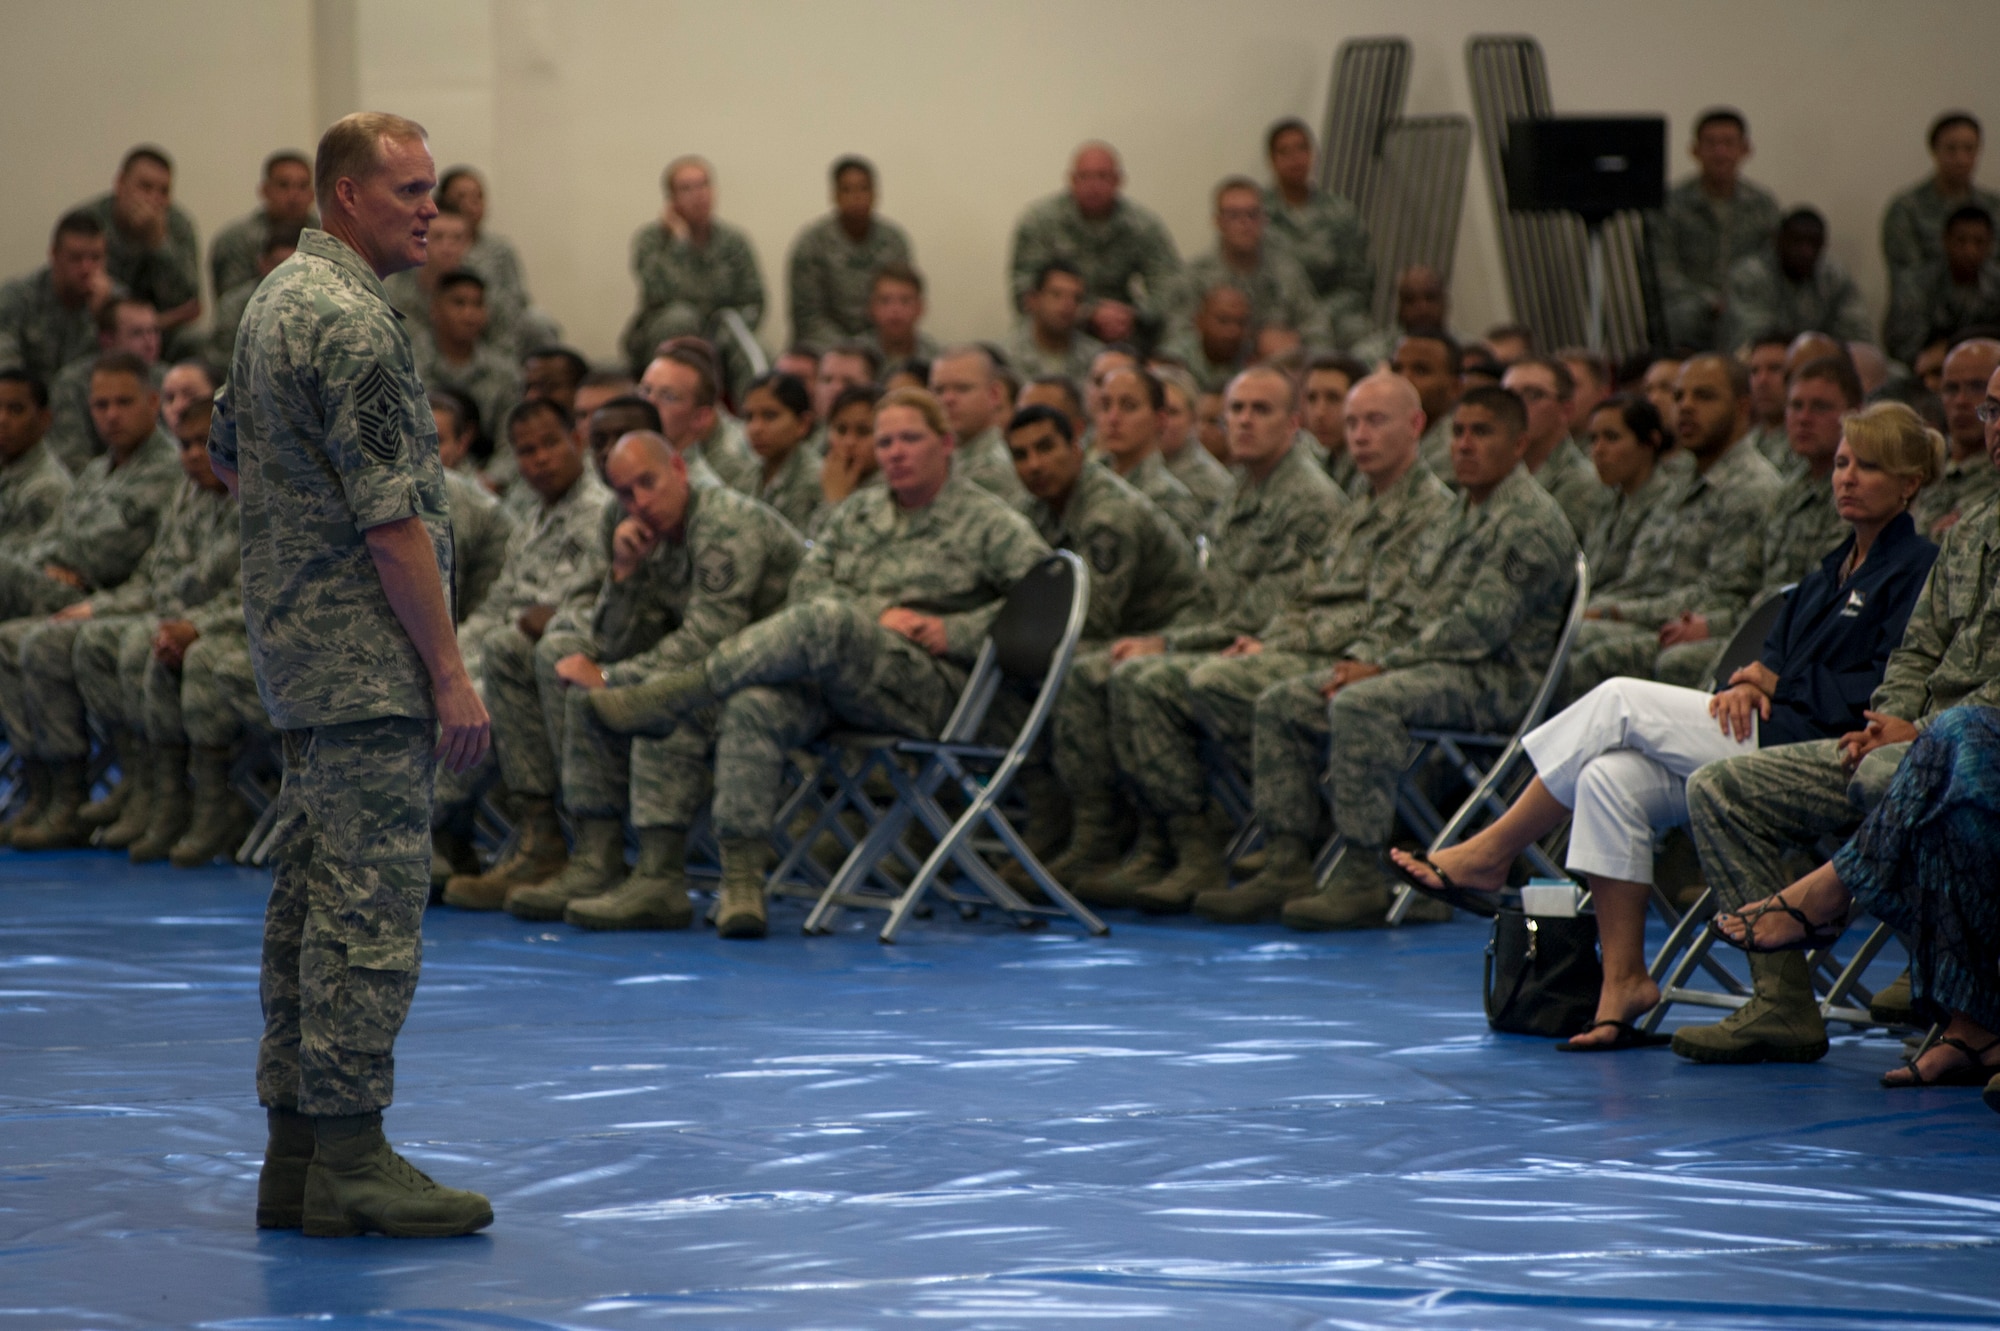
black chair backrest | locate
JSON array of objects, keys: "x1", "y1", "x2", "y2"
[
  {"x1": 1708, "y1": 584, "x2": 1795, "y2": 688},
  {"x1": 988, "y1": 556, "x2": 1078, "y2": 682}
]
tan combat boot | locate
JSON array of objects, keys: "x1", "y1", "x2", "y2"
[
  {"x1": 128, "y1": 744, "x2": 193, "y2": 863},
  {"x1": 169, "y1": 746, "x2": 255, "y2": 867},
  {"x1": 1134, "y1": 808, "x2": 1230, "y2": 914},
  {"x1": 442, "y1": 797, "x2": 568, "y2": 910},
  {"x1": 301, "y1": 1112, "x2": 492, "y2": 1239},
  {"x1": 714, "y1": 837, "x2": 771, "y2": 939},
  {"x1": 1281, "y1": 845, "x2": 1393, "y2": 931},
  {"x1": 1088, "y1": 816, "x2": 1173, "y2": 903},
  {"x1": 507, "y1": 817, "x2": 627, "y2": 921},
  {"x1": 99, "y1": 736, "x2": 159, "y2": 848},
  {"x1": 80, "y1": 729, "x2": 145, "y2": 828},
  {"x1": 1197, "y1": 833, "x2": 1318, "y2": 923},
  {"x1": 1044, "y1": 794, "x2": 1134, "y2": 907},
  {"x1": 11, "y1": 759, "x2": 91, "y2": 851},
  {"x1": 565, "y1": 826, "x2": 694, "y2": 930},
  {"x1": 1672, "y1": 950, "x2": 1829, "y2": 1063},
  {"x1": 1, "y1": 758, "x2": 52, "y2": 847}
]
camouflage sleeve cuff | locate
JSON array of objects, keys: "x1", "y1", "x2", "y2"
[{"x1": 343, "y1": 468, "x2": 423, "y2": 532}]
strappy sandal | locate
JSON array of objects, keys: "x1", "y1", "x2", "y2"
[
  {"x1": 1880, "y1": 1035, "x2": 2000, "y2": 1089},
  {"x1": 1715, "y1": 892, "x2": 1851, "y2": 954},
  {"x1": 1382, "y1": 849, "x2": 1504, "y2": 919}
]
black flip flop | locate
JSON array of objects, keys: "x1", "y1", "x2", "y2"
[
  {"x1": 1381, "y1": 849, "x2": 1504, "y2": 919},
  {"x1": 1555, "y1": 1019, "x2": 1673, "y2": 1052}
]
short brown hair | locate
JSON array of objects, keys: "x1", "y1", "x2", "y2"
[
  {"x1": 1842, "y1": 401, "x2": 1944, "y2": 490},
  {"x1": 315, "y1": 112, "x2": 428, "y2": 214},
  {"x1": 877, "y1": 386, "x2": 950, "y2": 438}
]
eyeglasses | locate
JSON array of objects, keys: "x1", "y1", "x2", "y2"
[{"x1": 1976, "y1": 400, "x2": 2000, "y2": 425}]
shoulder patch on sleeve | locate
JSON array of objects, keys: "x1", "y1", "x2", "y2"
[
  {"x1": 352, "y1": 361, "x2": 403, "y2": 465},
  {"x1": 695, "y1": 547, "x2": 738, "y2": 594},
  {"x1": 1087, "y1": 527, "x2": 1125, "y2": 575},
  {"x1": 1502, "y1": 546, "x2": 1535, "y2": 585}
]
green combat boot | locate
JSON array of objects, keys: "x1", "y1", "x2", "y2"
[
  {"x1": 442, "y1": 797, "x2": 568, "y2": 910},
  {"x1": 1, "y1": 758, "x2": 52, "y2": 847},
  {"x1": 1045, "y1": 794, "x2": 1134, "y2": 908},
  {"x1": 1281, "y1": 845, "x2": 1393, "y2": 931},
  {"x1": 99, "y1": 737, "x2": 159, "y2": 849},
  {"x1": 301, "y1": 1112, "x2": 493, "y2": 1239},
  {"x1": 1196, "y1": 833, "x2": 1317, "y2": 923},
  {"x1": 1134, "y1": 808, "x2": 1229, "y2": 915},
  {"x1": 714, "y1": 837, "x2": 771, "y2": 939},
  {"x1": 80, "y1": 729, "x2": 146, "y2": 828},
  {"x1": 564, "y1": 827, "x2": 694, "y2": 930},
  {"x1": 507, "y1": 817, "x2": 627, "y2": 921},
  {"x1": 589, "y1": 665, "x2": 714, "y2": 738},
  {"x1": 1672, "y1": 950, "x2": 1829, "y2": 1063},
  {"x1": 1869, "y1": 969, "x2": 1917, "y2": 1027},
  {"x1": 127, "y1": 744, "x2": 192, "y2": 863},
  {"x1": 432, "y1": 827, "x2": 480, "y2": 901},
  {"x1": 169, "y1": 746, "x2": 255, "y2": 867},
  {"x1": 1089, "y1": 816, "x2": 1173, "y2": 904},
  {"x1": 11, "y1": 758, "x2": 91, "y2": 851},
  {"x1": 257, "y1": 1105, "x2": 316, "y2": 1230},
  {"x1": 996, "y1": 771, "x2": 1072, "y2": 901}
]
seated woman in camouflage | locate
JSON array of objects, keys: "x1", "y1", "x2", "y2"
[{"x1": 1392, "y1": 402, "x2": 1943, "y2": 1050}]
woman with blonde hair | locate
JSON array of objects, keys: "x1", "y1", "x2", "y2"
[{"x1": 1393, "y1": 401, "x2": 1944, "y2": 1050}]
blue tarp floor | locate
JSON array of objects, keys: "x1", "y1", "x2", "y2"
[{"x1": 2, "y1": 850, "x2": 1996, "y2": 1330}]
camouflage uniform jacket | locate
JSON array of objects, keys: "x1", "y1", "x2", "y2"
[
  {"x1": 1162, "y1": 441, "x2": 1348, "y2": 652},
  {"x1": 862, "y1": 328, "x2": 940, "y2": 380},
  {"x1": 1161, "y1": 437, "x2": 1234, "y2": 516},
  {"x1": 1026, "y1": 461, "x2": 1197, "y2": 644},
  {"x1": 1589, "y1": 437, "x2": 1783, "y2": 632},
  {"x1": 462, "y1": 233, "x2": 534, "y2": 354},
  {"x1": 627, "y1": 217, "x2": 765, "y2": 334},
  {"x1": 45, "y1": 357, "x2": 166, "y2": 476},
  {"x1": 952, "y1": 425, "x2": 1029, "y2": 504},
  {"x1": 1107, "y1": 451, "x2": 1207, "y2": 544},
  {"x1": 411, "y1": 329, "x2": 523, "y2": 450},
  {"x1": 1882, "y1": 178, "x2": 2000, "y2": 292},
  {"x1": 786, "y1": 213, "x2": 912, "y2": 347},
  {"x1": 696, "y1": 414, "x2": 762, "y2": 497},
  {"x1": 1883, "y1": 258, "x2": 2000, "y2": 363},
  {"x1": 86, "y1": 476, "x2": 241, "y2": 632},
  {"x1": 208, "y1": 278, "x2": 258, "y2": 371},
  {"x1": 1004, "y1": 317, "x2": 1103, "y2": 382},
  {"x1": 1532, "y1": 435, "x2": 1613, "y2": 542},
  {"x1": 1157, "y1": 326, "x2": 1247, "y2": 394},
  {"x1": 1256, "y1": 460, "x2": 1456, "y2": 658},
  {"x1": 460, "y1": 469, "x2": 611, "y2": 641},
  {"x1": 753, "y1": 441, "x2": 824, "y2": 535},
  {"x1": 0, "y1": 268, "x2": 105, "y2": 384},
  {"x1": 26, "y1": 424, "x2": 180, "y2": 591},
  {"x1": 1417, "y1": 414, "x2": 1454, "y2": 485},
  {"x1": 789, "y1": 476, "x2": 1050, "y2": 666},
  {"x1": 80, "y1": 194, "x2": 200, "y2": 316},
  {"x1": 1743, "y1": 421, "x2": 1796, "y2": 478},
  {"x1": 1582, "y1": 464, "x2": 1675, "y2": 593},
  {"x1": 1913, "y1": 449, "x2": 1999, "y2": 540},
  {"x1": 1722, "y1": 252, "x2": 1872, "y2": 349},
  {"x1": 1645, "y1": 176, "x2": 1782, "y2": 348},
  {"x1": 1264, "y1": 184, "x2": 1376, "y2": 348},
  {"x1": 210, "y1": 206, "x2": 318, "y2": 300},
  {"x1": 444, "y1": 467, "x2": 515, "y2": 623},
  {"x1": 0, "y1": 440, "x2": 70, "y2": 551},
  {"x1": 210, "y1": 227, "x2": 455, "y2": 729},
  {"x1": 1870, "y1": 496, "x2": 2000, "y2": 729},
  {"x1": 1008, "y1": 193, "x2": 1183, "y2": 326},
  {"x1": 1758, "y1": 466, "x2": 1848, "y2": 593},
  {"x1": 1180, "y1": 241, "x2": 1323, "y2": 339},
  {"x1": 1345, "y1": 465, "x2": 1580, "y2": 685},
  {"x1": 593, "y1": 483, "x2": 804, "y2": 685}
]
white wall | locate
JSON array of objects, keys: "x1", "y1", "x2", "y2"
[{"x1": 4, "y1": 1, "x2": 1994, "y2": 365}]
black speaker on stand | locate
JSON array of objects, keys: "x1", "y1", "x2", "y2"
[{"x1": 1505, "y1": 117, "x2": 1666, "y2": 352}]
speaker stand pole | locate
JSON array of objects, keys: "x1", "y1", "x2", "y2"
[{"x1": 1584, "y1": 220, "x2": 1607, "y2": 354}]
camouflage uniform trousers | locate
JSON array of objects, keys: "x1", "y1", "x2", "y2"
[
  {"x1": 182, "y1": 635, "x2": 273, "y2": 750},
  {"x1": 1254, "y1": 663, "x2": 1525, "y2": 846},
  {"x1": 70, "y1": 614, "x2": 194, "y2": 744},
  {"x1": 1050, "y1": 649, "x2": 1117, "y2": 798},
  {"x1": 1684, "y1": 737, "x2": 1877, "y2": 913},
  {"x1": 258, "y1": 715, "x2": 435, "y2": 1117},
  {"x1": 5, "y1": 617, "x2": 92, "y2": 760},
  {"x1": 1112, "y1": 650, "x2": 1310, "y2": 818},
  {"x1": 481, "y1": 624, "x2": 592, "y2": 803},
  {"x1": 708, "y1": 597, "x2": 963, "y2": 840},
  {"x1": 562, "y1": 689, "x2": 717, "y2": 829}
]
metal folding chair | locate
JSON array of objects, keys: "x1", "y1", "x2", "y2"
[
  {"x1": 797, "y1": 552, "x2": 1106, "y2": 943},
  {"x1": 1380, "y1": 550, "x2": 1591, "y2": 922}
]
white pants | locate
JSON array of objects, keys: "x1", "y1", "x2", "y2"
[{"x1": 1521, "y1": 678, "x2": 1758, "y2": 884}]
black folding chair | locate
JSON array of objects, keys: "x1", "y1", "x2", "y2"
[{"x1": 795, "y1": 552, "x2": 1106, "y2": 942}]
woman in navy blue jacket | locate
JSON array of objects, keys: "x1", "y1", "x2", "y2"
[{"x1": 1390, "y1": 401, "x2": 1942, "y2": 1050}]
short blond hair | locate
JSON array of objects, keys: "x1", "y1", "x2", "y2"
[
  {"x1": 1842, "y1": 400, "x2": 1945, "y2": 490},
  {"x1": 315, "y1": 112, "x2": 427, "y2": 214},
  {"x1": 876, "y1": 387, "x2": 950, "y2": 439}
]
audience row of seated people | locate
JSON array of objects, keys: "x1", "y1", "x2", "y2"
[{"x1": 0, "y1": 116, "x2": 1996, "y2": 1109}]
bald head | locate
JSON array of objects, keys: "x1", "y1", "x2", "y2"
[
  {"x1": 1941, "y1": 338, "x2": 2000, "y2": 454},
  {"x1": 1786, "y1": 331, "x2": 1846, "y2": 376},
  {"x1": 1344, "y1": 372, "x2": 1425, "y2": 490},
  {"x1": 1069, "y1": 141, "x2": 1122, "y2": 218},
  {"x1": 609, "y1": 429, "x2": 673, "y2": 469},
  {"x1": 605, "y1": 430, "x2": 690, "y2": 536}
]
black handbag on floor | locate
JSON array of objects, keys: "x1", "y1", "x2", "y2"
[{"x1": 1483, "y1": 908, "x2": 1602, "y2": 1038}]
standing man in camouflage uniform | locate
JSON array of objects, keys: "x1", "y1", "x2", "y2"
[
  {"x1": 505, "y1": 431, "x2": 803, "y2": 929},
  {"x1": 1645, "y1": 109, "x2": 1782, "y2": 350},
  {"x1": 1048, "y1": 366, "x2": 1347, "y2": 904},
  {"x1": 1263, "y1": 119, "x2": 1376, "y2": 352},
  {"x1": 621, "y1": 156, "x2": 765, "y2": 384},
  {"x1": 0, "y1": 211, "x2": 113, "y2": 387},
  {"x1": 588, "y1": 388, "x2": 1050, "y2": 939},
  {"x1": 1258, "y1": 387, "x2": 1579, "y2": 930},
  {"x1": 0, "y1": 354, "x2": 180, "y2": 848},
  {"x1": 211, "y1": 151, "x2": 318, "y2": 301},
  {"x1": 209, "y1": 112, "x2": 492, "y2": 1239},
  {"x1": 1009, "y1": 142, "x2": 1183, "y2": 348},
  {"x1": 786, "y1": 156, "x2": 913, "y2": 349}
]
